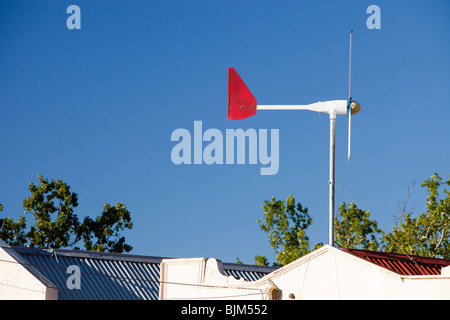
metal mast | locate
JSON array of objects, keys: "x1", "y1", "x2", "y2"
[{"x1": 329, "y1": 112, "x2": 336, "y2": 246}]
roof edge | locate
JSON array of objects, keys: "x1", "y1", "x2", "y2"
[{"x1": 12, "y1": 246, "x2": 169, "y2": 264}]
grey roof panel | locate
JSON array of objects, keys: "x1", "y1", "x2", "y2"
[{"x1": 13, "y1": 248, "x2": 160, "y2": 300}]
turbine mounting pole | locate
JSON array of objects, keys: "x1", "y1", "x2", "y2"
[{"x1": 329, "y1": 112, "x2": 336, "y2": 247}]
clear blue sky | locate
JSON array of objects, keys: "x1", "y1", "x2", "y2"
[{"x1": 1, "y1": 0, "x2": 449, "y2": 264}]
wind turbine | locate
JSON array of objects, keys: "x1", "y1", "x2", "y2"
[{"x1": 227, "y1": 30, "x2": 361, "y2": 247}]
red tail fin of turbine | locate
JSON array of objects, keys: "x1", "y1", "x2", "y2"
[{"x1": 227, "y1": 68, "x2": 257, "y2": 120}]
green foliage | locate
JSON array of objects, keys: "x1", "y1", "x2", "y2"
[
  {"x1": 78, "y1": 202, "x2": 133, "y2": 253},
  {"x1": 383, "y1": 173, "x2": 449, "y2": 258},
  {"x1": 23, "y1": 174, "x2": 79, "y2": 249},
  {"x1": 254, "y1": 255, "x2": 269, "y2": 266},
  {"x1": 0, "y1": 174, "x2": 133, "y2": 253},
  {"x1": 256, "y1": 194, "x2": 321, "y2": 266},
  {"x1": 0, "y1": 204, "x2": 27, "y2": 246},
  {"x1": 334, "y1": 202, "x2": 385, "y2": 251}
]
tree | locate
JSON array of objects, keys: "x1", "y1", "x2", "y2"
[
  {"x1": 383, "y1": 173, "x2": 449, "y2": 258},
  {"x1": 334, "y1": 202, "x2": 385, "y2": 251},
  {"x1": 78, "y1": 202, "x2": 133, "y2": 253},
  {"x1": 0, "y1": 204, "x2": 27, "y2": 246},
  {"x1": 256, "y1": 194, "x2": 322, "y2": 266},
  {"x1": 23, "y1": 174, "x2": 79, "y2": 249},
  {"x1": 0, "y1": 174, "x2": 133, "y2": 253}
]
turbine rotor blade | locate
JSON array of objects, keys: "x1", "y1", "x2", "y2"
[{"x1": 348, "y1": 110, "x2": 351, "y2": 161}]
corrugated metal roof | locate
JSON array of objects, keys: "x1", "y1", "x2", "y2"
[
  {"x1": 343, "y1": 248, "x2": 450, "y2": 276},
  {"x1": 222, "y1": 262, "x2": 277, "y2": 282},
  {"x1": 12, "y1": 247, "x2": 276, "y2": 300}
]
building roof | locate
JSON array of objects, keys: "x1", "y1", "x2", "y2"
[
  {"x1": 343, "y1": 248, "x2": 450, "y2": 276},
  {"x1": 11, "y1": 246, "x2": 277, "y2": 300}
]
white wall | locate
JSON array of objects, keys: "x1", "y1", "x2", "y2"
[
  {"x1": 159, "y1": 258, "x2": 264, "y2": 300},
  {"x1": 0, "y1": 241, "x2": 58, "y2": 300}
]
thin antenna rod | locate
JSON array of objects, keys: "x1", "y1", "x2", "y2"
[{"x1": 348, "y1": 30, "x2": 353, "y2": 99}]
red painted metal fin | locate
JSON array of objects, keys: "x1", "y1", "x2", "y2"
[{"x1": 227, "y1": 68, "x2": 257, "y2": 120}]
